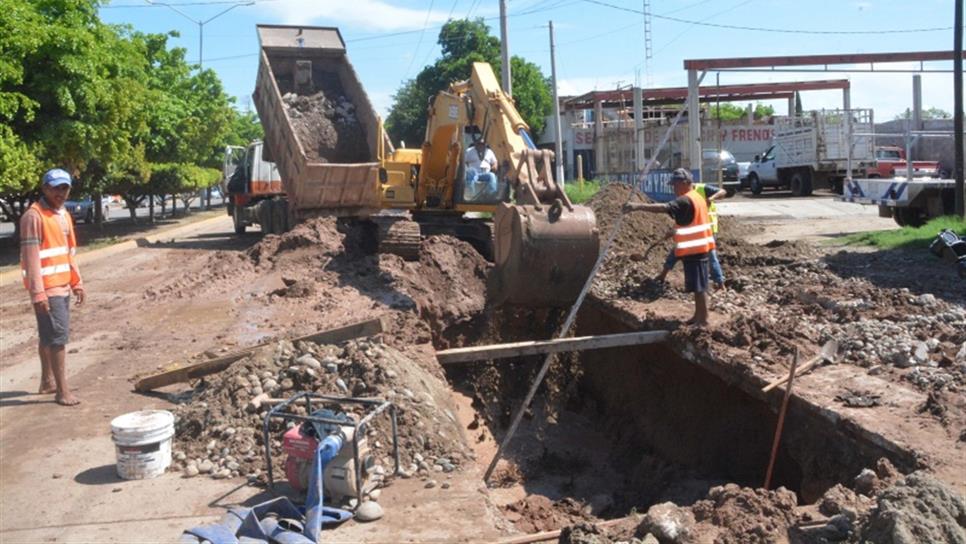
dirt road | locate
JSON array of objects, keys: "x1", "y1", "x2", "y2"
[{"x1": 1, "y1": 203, "x2": 962, "y2": 543}]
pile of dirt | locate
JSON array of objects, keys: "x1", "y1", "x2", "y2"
[
  {"x1": 172, "y1": 335, "x2": 469, "y2": 486},
  {"x1": 144, "y1": 250, "x2": 254, "y2": 300},
  {"x1": 857, "y1": 472, "x2": 966, "y2": 544},
  {"x1": 586, "y1": 183, "x2": 966, "y2": 424},
  {"x1": 246, "y1": 216, "x2": 344, "y2": 267},
  {"x1": 282, "y1": 72, "x2": 369, "y2": 164},
  {"x1": 503, "y1": 495, "x2": 593, "y2": 533}
]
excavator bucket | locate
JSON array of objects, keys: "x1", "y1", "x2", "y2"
[{"x1": 491, "y1": 202, "x2": 599, "y2": 307}]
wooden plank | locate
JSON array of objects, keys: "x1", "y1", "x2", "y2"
[
  {"x1": 134, "y1": 315, "x2": 386, "y2": 392},
  {"x1": 436, "y1": 330, "x2": 670, "y2": 365}
]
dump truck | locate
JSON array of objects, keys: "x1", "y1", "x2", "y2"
[
  {"x1": 747, "y1": 109, "x2": 875, "y2": 196},
  {"x1": 245, "y1": 25, "x2": 598, "y2": 307}
]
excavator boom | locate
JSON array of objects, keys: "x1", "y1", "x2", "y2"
[{"x1": 417, "y1": 62, "x2": 599, "y2": 306}]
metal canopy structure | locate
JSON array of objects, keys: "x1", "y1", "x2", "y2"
[
  {"x1": 563, "y1": 79, "x2": 849, "y2": 111},
  {"x1": 682, "y1": 50, "x2": 966, "y2": 177},
  {"x1": 684, "y1": 50, "x2": 966, "y2": 72}
]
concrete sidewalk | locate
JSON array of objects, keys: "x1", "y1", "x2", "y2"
[{"x1": 716, "y1": 196, "x2": 879, "y2": 220}]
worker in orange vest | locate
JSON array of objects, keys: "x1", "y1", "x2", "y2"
[
  {"x1": 623, "y1": 168, "x2": 715, "y2": 326},
  {"x1": 20, "y1": 168, "x2": 85, "y2": 406}
]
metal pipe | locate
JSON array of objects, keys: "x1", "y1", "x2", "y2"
[{"x1": 955, "y1": 0, "x2": 964, "y2": 217}]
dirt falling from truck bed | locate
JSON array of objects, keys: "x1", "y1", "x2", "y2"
[{"x1": 283, "y1": 71, "x2": 369, "y2": 163}]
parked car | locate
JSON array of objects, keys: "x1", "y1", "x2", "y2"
[
  {"x1": 701, "y1": 149, "x2": 740, "y2": 194},
  {"x1": 737, "y1": 161, "x2": 751, "y2": 189},
  {"x1": 65, "y1": 197, "x2": 112, "y2": 224}
]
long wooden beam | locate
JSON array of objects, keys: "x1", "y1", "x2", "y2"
[
  {"x1": 134, "y1": 315, "x2": 386, "y2": 392},
  {"x1": 436, "y1": 330, "x2": 669, "y2": 365}
]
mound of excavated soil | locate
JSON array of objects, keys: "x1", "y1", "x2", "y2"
[
  {"x1": 587, "y1": 183, "x2": 966, "y2": 425},
  {"x1": 169, "y1": 223, "x2": 493, "y2": 488},
  {"x1": 858, "y1": 472, "x2": 966, "y2": 544},
  {"x1": 172, "y1": 336, "x2": 469, "y2": 484},
  {"x1": 282, "y1": 71, "x2": 369, "y2": 164}
]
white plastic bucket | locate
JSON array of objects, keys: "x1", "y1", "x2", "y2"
[{"x1": 110, "y1": 410, "x2": 175, "y2": 480}]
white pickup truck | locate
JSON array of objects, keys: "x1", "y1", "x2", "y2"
[{"x1": 747, "y1": 109, "x2": 875, "y2": 196}]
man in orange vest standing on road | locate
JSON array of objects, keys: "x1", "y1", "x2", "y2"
[
  {"x1": 623, "y1": 168, "x2": 715, "y2": 326},
  {"x1": 20, "y1": 168, "x2": 85, "y2": 406}
]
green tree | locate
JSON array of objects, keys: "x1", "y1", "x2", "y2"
[
  {"x1": 226, "y1": 110, "x2": 264, "y2": 147},
  {"x1": 1, "y1": 0, "x2": 153, "y2": 228},
  {"x1": 894, "y1": 106, "x2": 952, "y2": 120},
  {"x1": 386, "y1": 18, "x2": 552, "y2": 147},
  {"x1": 709, "y1": 102, "x2": 775, "y2": 121}
]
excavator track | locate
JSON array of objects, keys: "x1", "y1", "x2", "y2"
[{"x1": 373, "y1": 217, "x2": 422, "y2": 261}]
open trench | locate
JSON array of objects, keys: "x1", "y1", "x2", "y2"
[{"x1": 434, "y1": 297, "x2": 918, "y2": 527}]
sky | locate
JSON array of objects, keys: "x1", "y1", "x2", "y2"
[{"x1": 98, "y1": 0, "x2": 960, "y2": 122}]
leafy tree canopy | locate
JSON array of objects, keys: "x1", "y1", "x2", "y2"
[
  {"x1": 386, "y1": 18, "x2": 552, "y2": 147},
  {"x1": 708, "y1": 102, "x2": 775, "y2": 122}
]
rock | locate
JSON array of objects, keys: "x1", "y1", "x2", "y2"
[
  {"x1": 368, "y1": 488, "x2": 382, "y2": 500},
  {"x1": 957, "y1": 343, "x2": 966, "y2": 364},
  {"x1": 280, "y1": 378, "x2": 294, "y2": 391},
  {"x1": 198, "y1": 460, "x2": 214, "y2": 474},
  {"x1": 335, "y1": 378, "x2": 349, "y2": 393},
  {"x1": 355, "y1": 500, "x2": 384, "y2": 522},
  {"x1": 296, "y1": 354, "x2": 322, "y2": 370},
  {"x1": 913, "y1": 342, "x2": 930, "y2": 364},
  {"x1": 348, "y1": 498, "x2": 359, "y2": 508},
  {"x1": 638, "y1": 502, "x2": 695, "y2": 543},
  {"x1": 174, "y1": 451, "x2": 187, "y2": 461},
  {"x1": 425, "y1": 479, "x2": 437, "y2": 489},
  {"x1": 441, "y1": 482, "x2": 450, "y2": 489},
  {"x1": 384, "y1": 369, "x2": 397, "y2": 379},
  {"x1": 262, "y1": 379, "x2": 278, "y2": 391},
  {"x1": 855, "y1": 468, "x2": 879, "y2": 496},
  {"x1": 325, "y1": 363, "x2": 339, "y2": 373},
  {"x1": 227, "y1": 461, "x2": 240, "y2": 471},
  {"x1": 212, "y1": 468, "x2": 231, "y2": 479},
  {"x1": 184, "y1": 464, "x2": 200, "y2": 477},
  {"x1": 916, "y1": 293, "x2": 937, "y2": 306},
  {"x1": 640, "y1": 535, "x2": 660, "y2": 544}
]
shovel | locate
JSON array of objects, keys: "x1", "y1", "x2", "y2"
[{"x1": 761, "y1": 339, "x2": 840, "y2": 393}]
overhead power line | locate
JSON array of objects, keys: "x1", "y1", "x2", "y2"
[{"x1": 580, "y1": 0, "x2": 954, "y2": 35}]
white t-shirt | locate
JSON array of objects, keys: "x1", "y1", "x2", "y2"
[{"x1": 465, "y1": 145, "x2": 497, "y2": 173}]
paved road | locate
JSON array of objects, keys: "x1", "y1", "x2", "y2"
[{"x1": 715, "y1": 191, "x2": 880, "y2": 220}]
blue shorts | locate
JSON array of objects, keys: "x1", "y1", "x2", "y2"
[
  {"x1": 683, "y1": 257, "x2": 709, "y2": 293},
  {"x1": 35, "y1": 295, "x2": 70, "y2": 346}
]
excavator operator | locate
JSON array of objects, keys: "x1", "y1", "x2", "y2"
[{"x1": 463, "y1": 134, "x2": 499, "y2": 202}]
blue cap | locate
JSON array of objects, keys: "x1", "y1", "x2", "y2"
[
  {"x1": 42, "y1": 168, "x2": 72, "y2": 187},
  {"x1": 670, "y1": 168, "x2": 693, "y2": 183}
]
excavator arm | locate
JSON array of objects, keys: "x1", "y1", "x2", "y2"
[{"x1": 419, "y1": 62, "x2": 599, "y2": 307}]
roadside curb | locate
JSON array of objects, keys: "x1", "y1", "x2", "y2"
[{"x1": 0, "y1": 213, "x2": 228, "y2": 287}]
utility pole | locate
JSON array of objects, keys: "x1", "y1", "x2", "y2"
[
  {"x1": 549, "y1": 21, "x2": 564, "y2": 184},
  {"x1": 500, "y1": 0, "x2": 512, "y2": 96},
  {"x1": 954, "y1": 0, "x2": 964, "y2": 217}
]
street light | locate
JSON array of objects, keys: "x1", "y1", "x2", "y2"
[
  {"x1": 145, "y1": 0, "x2": 253, "y2": 210},
  {"x1": 146, "y1": 0, "x2": 255, "y2": 70}
]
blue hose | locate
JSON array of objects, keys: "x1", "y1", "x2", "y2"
[{"x1": 304, "y1": 434, "x2": 343, "y2": 542}]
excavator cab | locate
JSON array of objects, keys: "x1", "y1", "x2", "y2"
[{"x1": 413, "y1": 62, "x2": 599, "y2": 308}]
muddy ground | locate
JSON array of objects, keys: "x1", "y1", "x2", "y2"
[{"x1": 1, "y1": 186, "x2": 964, "y2": 543}]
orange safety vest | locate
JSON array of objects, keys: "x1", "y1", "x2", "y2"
[
  {"x1": 21, "y1": 201, "x2": 79, "y2": 290},
  {"x1": 673, "y1": 190, "x2": 716, "y2": 258}
]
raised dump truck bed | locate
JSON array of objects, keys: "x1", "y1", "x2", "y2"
[{"x1": 253, "y1": 24, "x2": 381, "y2": 217}]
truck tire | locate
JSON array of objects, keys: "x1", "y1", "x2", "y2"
[
  {"x1": 271, "y1": 198, "x2": 287, "y2": 234},
  {"x1": 749, "y1": 174, "x2": 763, "y2": 195},
  {"x1": 233, "y1": 204, "x2": 246, "y2": 234},
  {"x1": 790, "y1": 170, "x2": 813, "y2": 197},
  {"x1": 894, "y1": 207, "x2": 926, "y2": 228},
  {"x1": 258, "y1": 200, "x2": 274, "y2": 235}
]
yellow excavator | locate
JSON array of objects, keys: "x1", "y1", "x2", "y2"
[
  {"x1": 378, "y1": 62, "x2": 599, "y2": 307},
  {"x1": 251, "y1": 25, "x2": 596, "y2": 307}
]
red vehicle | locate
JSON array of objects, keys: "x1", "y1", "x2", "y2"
[{"x1": 866, "y1": 146, "x2": 941, "y2": 179}]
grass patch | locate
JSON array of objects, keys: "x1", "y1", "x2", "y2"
[
  {"x1": 565, "y1": 180, "x2": 601, "y2": 204},
  {"x1": 839, "y1": 216, "x2": 966, "y2": 250}
]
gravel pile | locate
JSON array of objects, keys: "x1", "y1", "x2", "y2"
[{"x1": 172, "y1": 336, "x2": 469, "y2": 484}]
